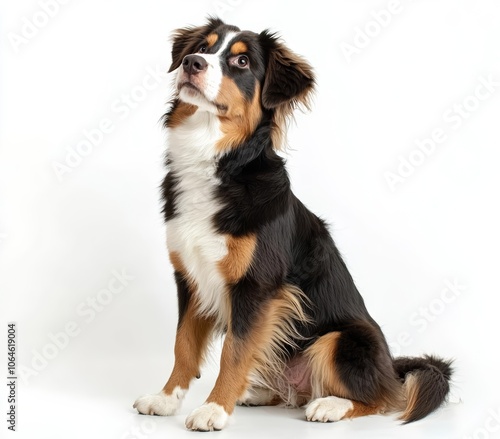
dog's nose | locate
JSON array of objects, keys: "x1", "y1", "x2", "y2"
[{"x1": 182, "y1": 55, "x2": 208, "y2": 75}]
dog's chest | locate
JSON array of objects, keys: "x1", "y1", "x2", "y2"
[{"x1": 166, "y1": 113, "x2": 229, "y2": 319}]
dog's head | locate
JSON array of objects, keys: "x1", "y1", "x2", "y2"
[{"x1": 167, "y1": 17, "x2": 315, "y2": 149}]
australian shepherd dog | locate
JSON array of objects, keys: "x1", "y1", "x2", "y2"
[{"x1": 134, "y1": 17, "x2": 452, "y2": 431}]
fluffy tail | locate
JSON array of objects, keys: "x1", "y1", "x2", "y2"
[{"x1": 393, "y1": 355, "x2": 453, "y2": 423}]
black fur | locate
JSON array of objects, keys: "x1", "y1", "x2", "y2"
[
  {"x1": 220, "y1": 31, "x2": 267, "y2": 101},
  {"x1": 334, "y1": 321, "x2": 399, "y2": 405},
  {"x1": 394, "y1": 355, "x2": 454, "y2": 422},
  {"x1": 174, "y1": 271, "x2": 191, "y2": 328},
  {"x1": 215, "y1": 120, "x2": 290, "y2": 236},
  {"x1": 258, "y1": 30, "x2": 315, "y2": 109},
  {"x1": 160, "y1": 161, "x2": 179, "y2": 222}
]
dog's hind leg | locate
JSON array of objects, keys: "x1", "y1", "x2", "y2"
[{"x1": 304, "y1": 321, "x2": 402, "y2": 423}]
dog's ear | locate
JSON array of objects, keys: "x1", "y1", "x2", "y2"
[
  {"x1": 168, "y1": 17, "x2": 225, "y2": 73},
  {"x1": 259, "y1": 31, "x2": 315, "y2": 111}
]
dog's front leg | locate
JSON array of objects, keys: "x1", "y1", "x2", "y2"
[
  {"x1": 184, "y1": 284, "x2": 306, "y2": 431},
  {"x1": 185, "y1": 329, "x2": 258, "y2": 431},
  {"x1": 134, "y1": 280, "x2": 215, "y2": 416}
]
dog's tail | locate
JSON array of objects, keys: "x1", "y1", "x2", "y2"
[{"x1": 393, "y1": 355, "x2": 453, "y2": 423}]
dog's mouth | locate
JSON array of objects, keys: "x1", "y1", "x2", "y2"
[
  {"x1": 178, "y1": 81, "x2": 203, "y2": 96},
  {"x1": 178, "y1": 81, "x2": 228, "y2": 113}
]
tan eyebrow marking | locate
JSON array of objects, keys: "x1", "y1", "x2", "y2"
[
  {"x1": 206, "y1": 33, "x2": 218, "y2": 47},
  {"x1": 230, "y1": 41, "x2": 248, "y2": 55}
]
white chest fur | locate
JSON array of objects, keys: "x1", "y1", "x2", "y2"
[{"x1": 166, "y1": 111, "x2": 229, "y2": 322}]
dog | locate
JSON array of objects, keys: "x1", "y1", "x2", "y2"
[{"x1": 133, "y1": 17, "x2": 453, "y2": 431}]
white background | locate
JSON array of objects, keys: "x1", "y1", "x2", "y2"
[{"x1": 1, "y1": 1, "x2": 500, "y2": 438}]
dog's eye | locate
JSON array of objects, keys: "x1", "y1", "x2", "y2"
[
  {"x1": 198, "y1": 44, "x2": 208, "y2": 54},
  {"x1": 229, "y1": 55, "x2": 249, "y2": 69},
  {"x1": 238, "y1": 56, "x2": 249, "y2": 68}
]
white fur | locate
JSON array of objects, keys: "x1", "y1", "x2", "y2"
[
  {"x1": 305, "y1": 396, "x2": 353, "y2": 422},
  {"x1": 237, "y1": 387, "x2": 277, "y2": 406},
  {"x1": 185, "y1": 403, "x2": 229, "y2": 431},
  {"x1": 166, "y1": 109, "x2": 229, "y2": 324},
  {"x1": 133, "y1": 386, "x2": 187, "y2": 416}
]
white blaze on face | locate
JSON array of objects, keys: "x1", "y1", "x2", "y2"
[{"x1": 176, "y1": 32, "x2": 238, "y2": 112}]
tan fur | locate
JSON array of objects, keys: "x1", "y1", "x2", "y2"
[
  {"x1": 206, "y1": 285, "x2": 310, "y2": 413},
  {"x1": 252, "y1": 285, "x2": 311, "y2": 379},
  {"x1": 400, "y1": 373, "x2": 419, "y2": 421},
  {"x1": 344, "y1": 400, "x2": 384, "y2": 419},
  {"x1": 163, "y1": 299, "x2": 215, "y2": 394},
  {"x1": 168, "y1": 250, "x2": 185, "y2": 274},
  {"x1": 166, "y1": 102, "x2": 197, "y2": 128},
  {"x1": 244, "y1": 286, "x2": 312, "y2": 407},
  {"x1": 305, "y1": 332, "x2": 350, "y2": 399},
  {"x1": 169, "y1": 250, "x2": 196, "y2": 290},
  {"x1": 206, "y1": 33, "x2": 218, "y2": 48},
  {"x1": 263, "y1": 41, "x2": 314, "y2": 149},
  {"x1": 216, "y1": 80, "x2": 262, "y2": 151},
  {"x1": 218, "y1": 234, "x2": 257, "y2": 283},
  {"x1": 271, "y1": 92, "x2": 312, "y2": 150},
  {"x1": 205, "y1": 331, "x2": 248, "y2": 413},
  {"x1": 230, "y1": 41, "x2": 248, "y2": 55}
]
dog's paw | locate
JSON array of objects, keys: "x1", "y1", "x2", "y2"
[
  {"x1": 305, "y1": 396, "x2": 353, "y2": 423},
  {"x1": 185, "y1": 403, "x2": 229, "y2": 431},
  {"x1": 237, "y1": 387, "x2": 277, "y2": 406},
  {"x1": 133, "y1": 387, "x2": 186, "y2": 416}
]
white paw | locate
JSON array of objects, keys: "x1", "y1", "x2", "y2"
[
  {"x1": 133, "y1": 387, "x2": 186, "y2": 416},
  {"x1": 305, "y1": 396, "x2": 353, "y2": 423},
  {"x1": 185, "y1": 403, "x2": 229, "y2": 431},
  {"x1": 237, "y1": 387, "x2": 277, "y2": 406}
]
